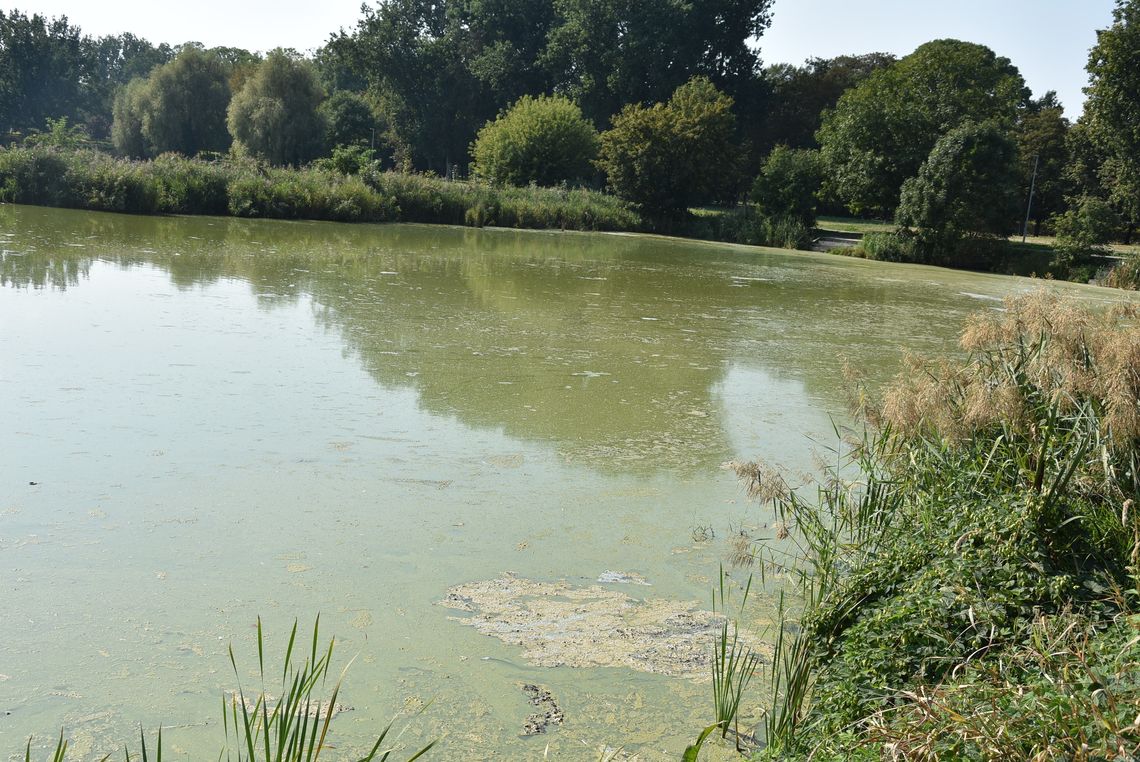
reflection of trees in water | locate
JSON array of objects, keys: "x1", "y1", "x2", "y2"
[
  {"x1": 0, "y1": 203, "x2": 979, "y2": 470},
  {"x1": 0, "y1": 251, "x2": 90, "y2": 289}
]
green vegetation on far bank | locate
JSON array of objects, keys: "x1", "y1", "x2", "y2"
[
  {"x1": 0, "y1": 144, "x2": 825, "y2": 251},
  {"x1": 0, "y1": 145, "x2": 639, "y2": 232}
]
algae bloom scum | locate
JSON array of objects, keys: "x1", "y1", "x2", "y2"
[{"x1": 1, "y1": 204, "x2": 1133, "y2": 759}]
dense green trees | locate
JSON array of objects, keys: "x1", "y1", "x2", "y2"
[
  {"x1": 319, "y1": 91, "x2": 378, "y2": 150},
  {"x1": 111, "y1": 48, "x2": 231, "y2": 157},
  {"x1": 1053, "y1": 195, "x2": 1120, "y2": 262},
  {"x1": 227, "y1": 51, "x2": 326, "y2": 166},
  {"x1": 896, "y1": 121, "x2": 1021, "y2": 264},
  {"x1": 597, "y1": 77, "x2": 738, "y2": 215},
  {"x1": 327, "y1": 0, "x2": 479, "y2": 172},
  {"x1": 326, "y1": 0, "x2": 773, "y2": 172},
  {"x1": 0, "y1": 11, "x2": 87, "y2": 134},
  {"x1": 756, "y1": 54, "x2": 895, "y2": 152},
  {"x1": 0, "y1": 12, "x2": 172, "y2": 138},
  {"x1": 542, "y1": 0, "x2": 772, "y2": 124},
  {"x1": 471, "y1": 95, "x2": 598, "y2": 187},
  {"x1": 1083, "y1": 0, "x2": 1140, "y2": 240},
  {"x1": 818, "y1": 39, "x2": 1028, "y2": 217}
]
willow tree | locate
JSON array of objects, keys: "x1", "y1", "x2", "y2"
[{"x1": 227, "y1": 50, "x2": 326, "y2": 166}]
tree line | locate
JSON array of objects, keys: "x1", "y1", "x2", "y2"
[{"x1": 1, "y1": 1, "x2": 1138, "y2": 272}]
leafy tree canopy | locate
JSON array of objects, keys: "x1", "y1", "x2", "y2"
[
  {"x1": 1015, "y1": 93, "x2": 1070, "y2": 234},
  {"x1": 896, "y1": 120, "x2": 1021, "y2": 264},
  {"x1": 121, "y1": 47, "x2": 231, "y2": 157},
  {"x1": 0, "y1": 10, "x2": 87, "y2": 134},
  {"x1": 1084, "y1": 0, "x2": 1140, "y2": 229},
  {"x1": 542, "y1": 0, "x2": 773, "y2": 124},
  {"x1": 329, "y1": 0, "x2": 772, "y2": 173},
  {"x1": 818, "y1": 39, "x2": 1028, "y2": 217},
  {"x1": 757, "y1": 53, "x2": 895, "y2": 152},
  {"x1": 319, "y1": 90, "x2": 379, "y2": 150}
]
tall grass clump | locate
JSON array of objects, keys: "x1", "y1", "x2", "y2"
[
  {"x1": 858, "y1": 231, "x2": 917, "y2": 261},
  {"x1": 145, "y1": 153, "x2": 230, "y2": 215},
  {"x1": 710, "y1": 568, "x2": 761, "y2": 746},
  {"x1": 0, "y1": 146, "x2": 639, "y2": 232},
  {"x1": 684, "y1": 207, "x2": 813, "y2": 249},
  {"x1": 224, "y1": 617, "x2": 435, "y2": 762},
  {"x1": 740, "y1": 290, "x2": 1140, "y2": 760},
  {"x1": 226, "y1": 165, "x2": 398, "y2": 223},
  {"x1": 1107, "y1": 253, "x2": 1140, "y2": 291}
]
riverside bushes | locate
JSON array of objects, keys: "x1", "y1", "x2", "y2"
[
  {"x1": 0, "y1": 145, "x2": 639, "y2": 231},
  {"x1": 747, "y1": 291, "x2": 1140, "y2": 760}
]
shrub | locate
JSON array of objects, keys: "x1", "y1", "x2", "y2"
[
  {"x1": 684, "y1": 207, "x2": 812, "y2": 249},
  {"x1": 0, "y1": 145, "x2": 71, "y2": 205},
  {"x1": 313, "y1": 144, "x2": 381, "y2": 176},
  {"x1": 1106, "y1": 252, "x2": 1140, "y2": 289},
  {"x1": 146, "y1": 153, "x2": 230, "y2": 214},
  {"x1": 68, "y1": 151, "x2": 158, "y2": 213},
  {"x1": 1052, "y1": 195, "x2": 1121, "y2": 266},
  {"x1": 859, "y1": 231, "x2": 916, "y2": 261},
  {"x1": 750, "y1": 146, "x2": 823, "y2": 225},
  {"x1": 597, "y1": 76, "x2": 740, "y2": 216},
  {"x1": 471, "y1": 95, "x2": 598, "y2": 187}
]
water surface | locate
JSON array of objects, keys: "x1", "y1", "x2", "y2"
[{"x1": 1, "y1": 205, "x2": 1131, "y2": 759}]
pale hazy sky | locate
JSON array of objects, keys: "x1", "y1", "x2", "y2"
[{"x1": 13, "y1": 0, "x2": 1117, "y2": 118}]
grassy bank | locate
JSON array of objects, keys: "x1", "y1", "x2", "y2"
[
  {"x1": 741, "y1": 291, "x2": 1140, "y2": 759},
  {"x1": 0, "y1": 146, "x2": 640, "y2": 232}
]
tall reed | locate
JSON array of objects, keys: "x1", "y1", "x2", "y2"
[{"x1": 742, "y1": 290, "x2": 1140, "y2": 759}]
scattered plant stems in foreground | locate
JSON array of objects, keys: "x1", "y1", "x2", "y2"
[{"x1": 21, "y1": 617, "x2": 435, "y2": 762}]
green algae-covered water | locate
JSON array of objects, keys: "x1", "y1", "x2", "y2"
[{"x1": 0, "y1": 204, "x2": 1133, "y2": 760}]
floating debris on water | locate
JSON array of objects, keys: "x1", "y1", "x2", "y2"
[
  {"x1": 520, "y1": 683, "x2": 563, "y2": 736},
  {"x1": 597, "y1": 570, "x2": 651, "y2": 586},
  {"x1": 228, "y1": 693, "x2": 351, "y2": 720},
  {"x1": 440, "y1": 575, "x2": 764, "y2": 680}
]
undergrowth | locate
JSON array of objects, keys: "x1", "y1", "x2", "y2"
[
  {"x1": 739, "y1": 290, "x2": 1140, "y2": 760},
  {"x1": 0, "y1": 146, "x2": 638, "y2": 232}
]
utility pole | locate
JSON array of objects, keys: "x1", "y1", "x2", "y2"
[{"x1": 1022, "y1": 153, "x2": 1039, "y2": 243}]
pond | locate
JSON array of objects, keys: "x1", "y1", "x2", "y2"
[{"x1": 0, "y1": 204, "x2": 1130, "y2": 760}]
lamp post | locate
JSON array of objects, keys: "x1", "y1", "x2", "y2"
[{"x1": 1022, "y1": 153, "x2": 1039, "y2": 243}]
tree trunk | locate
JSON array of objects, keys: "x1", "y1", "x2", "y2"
[{"x1": 1126, "y1": 222, "x2": 1136, "y2": 245}]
